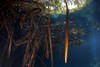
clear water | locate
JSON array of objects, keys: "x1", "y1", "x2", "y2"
[
  {"x1": 53, "y1": 30, "x2": 100, "y2": 67},
  {"x1": 46, "y1": 0, "x2": 100, "y2": 67}
]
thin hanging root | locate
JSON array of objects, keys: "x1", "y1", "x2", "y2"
[
  {"x1": 4, "y1": 21, "x2": 13, "y2": 57},
  {"x1": 8, "y1": 32, "x2": 14, "y2": 57},
  {"x1": 45, "y1": 35, "x2": 49, "y2": 59},
  {"x1": 37, "y1": 56, "x2": 47, "y2": 67},
  {"x1": 2, "y1": 12, "x2": 13, "y2": 57},
  {"x1": 20, "y1": 14, "x2": 26, "y2": 29},
  {"x1": 65, "y1": 32, "x2": 68, "y2": 63},
  {"x1": 28, "y1": 36, "x2": 43, "y2": 67},
  {"x1": 48, "y1": 15, "x2": 53, "y2": 67},
  {"x1": 14, "y1": 40, "x2": 28, "y2": 46},
  {"x1": 8, "y1": 37, "x2": 12, "y2": 56},
  {"x1": 22, "y1": 40, "x2": 30, "y2": 67},
  {"x1": 65, "y1": 16, "x2": 69, "y2": 63},
  {"x1": 65, "y1": 2, "x2": 69, "y2": 63}
]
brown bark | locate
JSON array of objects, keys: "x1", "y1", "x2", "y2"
[{"x1": 65, "y1": 1, "x2": 69, "y2": 63}]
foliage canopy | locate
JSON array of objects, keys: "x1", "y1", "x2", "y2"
[{"x1": 33, "y1": 0, "x2": 92, "y2": 14}]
